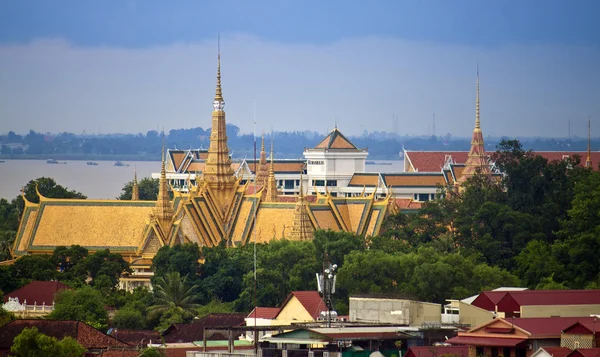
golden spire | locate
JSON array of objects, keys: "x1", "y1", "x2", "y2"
[
  {"x1": 214, "y1": 34, "x2": 223, "y2": 103},
  {"x1": 131, "y1": 166, "x2": 140, "y2": 201},
  {"x1": 202, "y1": 37, "x2": 236, "y2": 189},
  {"x1": 458, "y1": 66, "x2": 490, "y2": 183},
  {"x1": 264, "y1": 131, "x2": 278, "y2": 202},
  {"x1": 475, "y1": 64, "x2": 480, "y2": 131},
  {"x1": 153, "y1": 137, "x2": 174, "y2": 233},
  {"x1": 586, "y1": 117, "x2": 592, "y2": 168},
  {"x1": 256, "y1": 132, "x2": 269, "y2": 185}
]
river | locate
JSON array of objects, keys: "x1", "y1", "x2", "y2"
[{"x1": 0, "y1": 159, "x2": 404, "y2": 200}]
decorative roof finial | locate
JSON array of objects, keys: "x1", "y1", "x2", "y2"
[
  {"x1": 214, "y1": 34, "x2": 224, "y2": 104},
  {"x1": 132, "y1": 165, "x2": 140, "y2": 201},
  {"x1": 475, "y1": 64, "x2": 480, "y2": 130}
]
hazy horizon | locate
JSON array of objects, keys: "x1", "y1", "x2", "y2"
[{"x1": 1, "y1": 1, "x2": 599, "y2": 138}]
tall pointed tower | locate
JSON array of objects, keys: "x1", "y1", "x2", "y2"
[
  {"x1": 153, "y1": 142, "x2": 174, "y2": 234},
  {"x1": 131, "y1": 167, "x2": 140, "y2": 201},
  {"x1": 255, "y1": 133, "x2": 269, "y2": 186},
  {"x1": 201, "y1": 43, "x2": 237, "y2": 203},
  {"x1": 458, "y1": 68, "x2": 490, "y2": 183},
  {"x1": 586, "y1": 117, "x2": 592, "y2": 168},
  {"x1": 288, "y1": 172, "x2": 314, "y2": 240},
  {"x1": 263, "y1": 135, "x2": 279, "y2": 202}
]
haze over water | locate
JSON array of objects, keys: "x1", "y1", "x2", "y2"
[{"x1": 0, "y1": 159, "x2": 404, "y2": 200}]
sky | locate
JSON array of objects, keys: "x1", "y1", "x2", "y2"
[{"x1": 0, "y1": 0, "x2": 599, "y2": 138}]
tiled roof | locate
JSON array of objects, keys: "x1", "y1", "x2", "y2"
[
  {"x1": 108, "y1": 329, "x2": 160, "y2": 345},
  {"x1": 162, "y1": 313, "x2": 246, "y2": 343},
  {"x1": 314, "y1": 128, "x2": 359, "y2": 150},
  {"x1": 3, "y1": 281, "x2": 69, "y2": 305},
  {"x1": 278, "y1": 291, "x2": 327, "y2": 320},
  {"x1": 247, "y1": 307, "x2": 281, "y2": 319},
  {"x1": 393, "y1": 198, "x2": 422, "y2": 210},
  {"x1": 0, "y1": 320, "x2": 129, "y2": 349},
  {"x1": 405, "y1": 150, "x2": 600, "y2": 172},
  {"x1": 405, "y1": 346, "x2": 469, "y2": 357},
  {"x1": 348, "y1": 173, "x2": 380, "y2": 187},
  {"x1": 245, "y1": 160, "x2": 305, "y2": 174},
  {"x1": 382, "y1": 173, "x2": 447, "y2": 187}
]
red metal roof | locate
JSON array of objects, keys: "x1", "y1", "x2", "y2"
[
  {"x1": 277, "y1": 291, "x2": 326, "y2": 320},
  {"x1": 506, "y1": 289, "x2": 600, "y2": 306},
  {"x1": 3, "y1": 281, "x2": 69, "y2": 305},
  {"x1": 511, "y1": 317, "x2": 598, "y2": 337},
  {"x1": 247, "y1": 307, "x2": 281, "y2": 319},
  {"x1": 568, "y1": 348, "x2": 600, "y2": 357},
  {"x1": 540, "y1": 347, "x2": 572, "y2": 357},
  {"x1": 447, "y1": 336, "x2": 527, "y2": 347},
  {"x1": 405, "y1": 346, "x2": 469, "y2": 357},
  {"x1": 405, "y1": 151, "x2": 600, "y2": 173}
]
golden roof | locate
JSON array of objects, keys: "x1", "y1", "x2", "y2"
[
  {"x1": 252, "y1": 204, "x2": 296, "y2": 242},
  {"x1": 26, "y1": 200, "x2": 154, "y2": 252},
  {"x1": 314, "y1": 128, "x2": 359, "y2": 150},
  {"x1": 382, "y1": 173, "x2": 447, "y2": 187},
  {"x1": 348, "y1": 174, "x2": 380, "y2": 187}
]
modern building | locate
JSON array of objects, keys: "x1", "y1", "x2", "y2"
[{"x1": 349, "y1": 296, "x2": 442, "y2": 326}]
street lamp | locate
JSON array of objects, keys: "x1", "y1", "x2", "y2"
[{"x1": 316, "y1": 254, "x2": 338, "y2": 327}]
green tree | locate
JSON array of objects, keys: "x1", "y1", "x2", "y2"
[
  {"x1": 312, "y1": 230, "x2": 365, "y2": 267},
  {"x1": 148, "y1": 271, "x2": 200, "y2": 324},
  {"x1": 112, "y1": 307, "x2": 147, "y2": 330},
  {"x1": 13, "y1": 254, "x2": 56, "y2": 282},
  {"x1": 118, "y1": 177, "x2": 160, "y2": 200},
  {"x1": 0, "y1": 265, "x2": 19, "y2": 293},
  {"x1": 16, "y1": 177, "x2": 86, "y2": 213},
  {"x1": 79, "y1": 249, "x2": 131, "y2": 288},
  {"x1": 48, "y1": 286, "x2": 108, "y2": 330},
  {"x1": 10, "y1": 327, "x2": 86, "y2": 357},
  {"x1": 152, "y1": 243, "x2": 201, "y2": 280},
  {"x1": 196, "y1": 298, "x2": 235, "y2": 319}
]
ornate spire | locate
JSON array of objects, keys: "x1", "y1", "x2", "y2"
[
  {"x1": 264, "y1": 131, "x2": 279, "y2": 202},
  {"x1": 256, "y1": 132, "x2": 269, "y2": 185},
  {"x1": 288, "y1": 170, "x2": 314, "y2": 241},
  {"x1": 214, "y1": 35, "x2": 223, "y2": 104},
  {"x1": 131, "y1": 166, "x2": 139, "y2": 201},
  {"x1": 458, "y1": 67, "x2": 490, "y2": 183},
  {"x1": 203, "y1": 38, "x2": 236, "y2": 188},
  {"x1": 153, "y1": 138, "x2": 174, "y2": 233},
  {"x1": 475, "y1": 64, "x2": 480, "y2": 131},
  {"x1": 586, "y1": 117, "x2": 592, "y2": 168}
]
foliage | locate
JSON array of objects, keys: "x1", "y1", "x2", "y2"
[
  {"x1": 16, "y1": 177, "x2": 86, "y2": 213},
  {"x1": 148, "y1": 271, "x2": 200, "y2": 327},
  {"x1": 81, "y1": 249, "x2": 131, "y2": 288},
  {"x1": 139, "y1": 347, "x2": 163, "y2": 357},
  {"x1": 0, "y1": 306, "x2": 15, "y2": 327},
  {"x1": 118, "y1": 177, "x2": 160, "y2": 200},
  {"x1": 48, "y1": 286, "x2": 108, "y2": 330},
  {"x1": 13, "y1": 254, "x2": 56, "y2": 283},
  {"x1": 152, "y1": 243, "x2": 201, "y2": 281},
  {"x1": 112, "y1": 307, "x2": 147, "y2": 330},
  {"x1": 196, "y1": 299, "x2": 235, "y2": 319},
  {"x1": 10, "y1": 327, "x2": 86, "y2": 357}
]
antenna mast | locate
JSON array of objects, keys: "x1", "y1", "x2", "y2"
[{"x1": 252, "y1": 98, "x2": 258, "y2": 352}]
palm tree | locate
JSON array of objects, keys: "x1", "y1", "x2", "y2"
[{"x1": 148, "y1": 271, "x2": 200, "y2": 320}]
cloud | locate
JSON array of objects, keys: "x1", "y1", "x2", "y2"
[{"x1": 0, "y1": 34, "x2": 598, "y2": 137}]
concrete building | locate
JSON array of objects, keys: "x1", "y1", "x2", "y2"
[{"x1": 349, "y1": 296, "x2": 441, "y2": 326}]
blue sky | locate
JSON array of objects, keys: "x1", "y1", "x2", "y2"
[{"x1": 0, "y1": 0, "x2": 599, "y2": 137}]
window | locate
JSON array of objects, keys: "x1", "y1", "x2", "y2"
[
  {"x1": 296, "y1": 180, "x2": 300, "y2": 186},
  {"x1": 418, "y1": 193, "x2": 430, "y2": 202},
  {"x1": 284, "y1": 180, "x2": 295, "y2": 189},
  {"x1": 314, "y1": 180, "x2": 325, "y2": 186},
  {"x1": 308, "y1": 160, "x2": 324, "y2": 165},
  {"x1": 326, "y1": 180, "x2": 337, "y2": 187}
]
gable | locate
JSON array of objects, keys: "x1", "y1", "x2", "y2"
[{"x1": 275, "y1": 296, "x2": 317, "y2": 323}]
